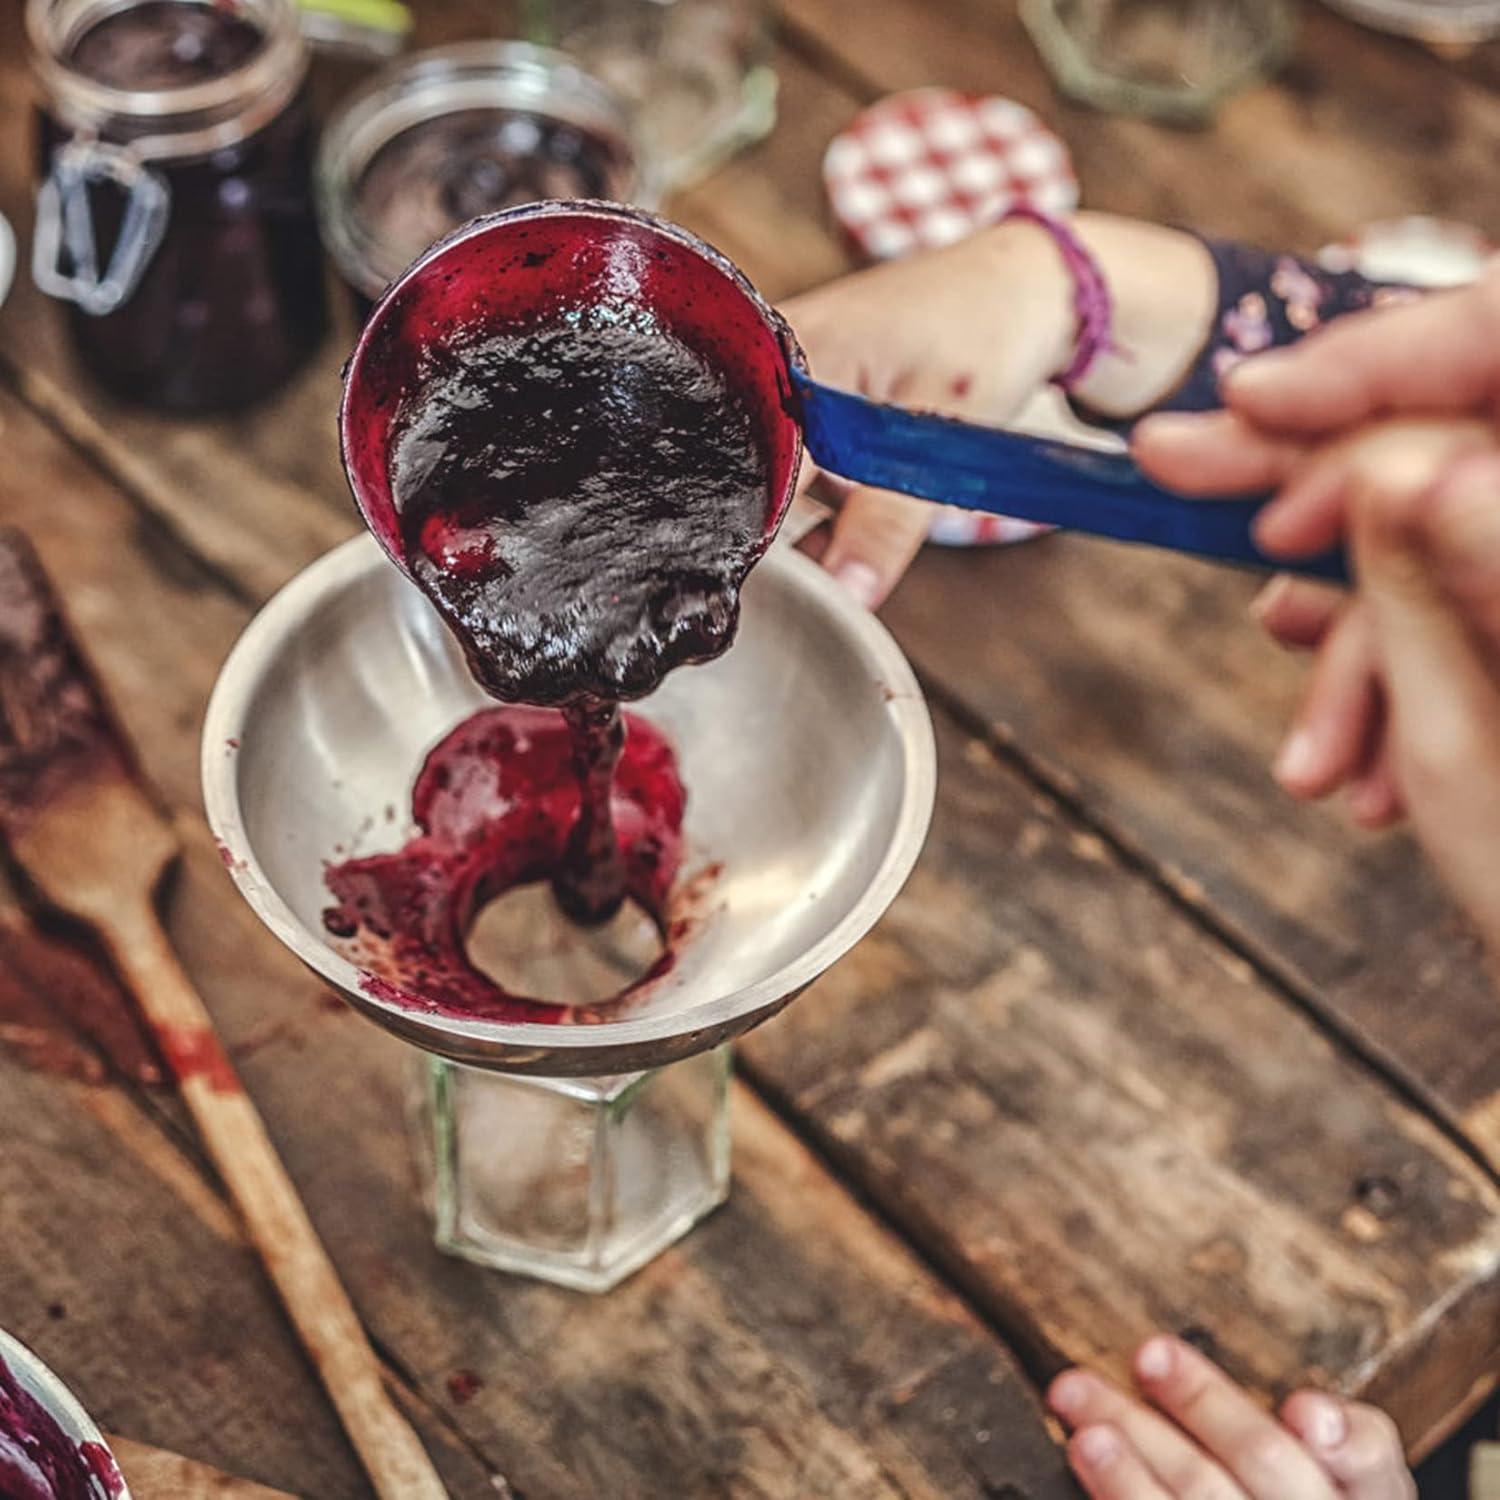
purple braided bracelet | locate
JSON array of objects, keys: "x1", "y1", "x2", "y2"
[{"x1": 1000, "y1": 205, "x2": 1116, "y2": 390}]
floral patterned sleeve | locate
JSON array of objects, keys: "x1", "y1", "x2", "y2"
[{"x1": 1147, "y1": 237, "x2": 1420, "y2": 415}]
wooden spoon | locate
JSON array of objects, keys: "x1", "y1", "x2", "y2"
[{"x1": 0, "y1": 530, "x2": 447, "y2": 1500}]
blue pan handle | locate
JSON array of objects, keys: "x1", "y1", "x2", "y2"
[{"x1": 791, "y1": 369, "x2": 1349, "y2": 584}]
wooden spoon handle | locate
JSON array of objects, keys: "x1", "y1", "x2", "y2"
[{"x1": 103, "y1": 901, "x2": 449, "y2": 1500}]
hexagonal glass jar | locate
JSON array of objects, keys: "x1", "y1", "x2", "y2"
[{"x1": 415, "y1": 1047, "x2": 731, "y2": 1293}]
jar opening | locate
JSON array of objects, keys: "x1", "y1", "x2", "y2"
[
  {"x1": 317, "y1": 42, "x2": 649, "y2": 300},
  {"x1": 28, "y1": 0, "x2": 306, "y2": 159},
  {"x1": 66, "y1": 2, "x2": 268, "y2": 92}
]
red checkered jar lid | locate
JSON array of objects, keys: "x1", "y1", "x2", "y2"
[{"x1": 823, "y1": 88, "x2": 1079, "y2": 261}]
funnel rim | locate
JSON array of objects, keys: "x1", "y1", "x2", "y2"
[{"x1": 202, "y1": 534, "x2": 934, "y2": 1069}]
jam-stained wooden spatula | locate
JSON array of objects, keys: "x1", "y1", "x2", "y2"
[{"x1": 0, "y1": 530, "x2": 448, "y2": 1500}]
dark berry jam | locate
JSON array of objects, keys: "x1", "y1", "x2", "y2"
[
  {"x1": 37, "y1": 1, "x2": 326, "y2": 412},
  {"x1": 333, "y1": 292, "x2": 767, "y2": 961},
  {"x1": 0, "y1": 1351, "x2": 124, "y2": 1500},
  {"x1": 67, "y1": 1, "x2": 265, "y2": 87},
  {"x1": 390, "y1": 314, "x2": 769, "y2": 707}
]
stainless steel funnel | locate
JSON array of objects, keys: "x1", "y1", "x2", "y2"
[{"x1": 202, "y1": 536, "x2": 934, "y2": 1076}]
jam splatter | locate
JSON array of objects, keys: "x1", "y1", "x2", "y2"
[
  {"x1": 445, "y1": 1369, "x2": 483, "y2": 1405},
  {"x1": 156, "y1": 1023, "x2": 241, "y2": 1094},
  {"x1": 0, "y1": 1351, "x2": 124, "y2": 1500},
  {"x1": 0, "y1": 532, "x2": 165, "y2": 1086},
  {"x1": 323, "y1": 705, "x2": 684, "y2": 1022}
]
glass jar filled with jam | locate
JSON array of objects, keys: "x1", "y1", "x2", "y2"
[
  {"x1": 317, "y1": 42, "x2": 648, "y2": 319},
  {"x1": 28, "y1": 0, "x2": 328, "y2": 412}
]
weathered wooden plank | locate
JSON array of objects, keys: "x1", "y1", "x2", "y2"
[
  {"x1": 8, "y1": 257, "x2": 1500, "y2": 1467},
  {"x1": 739, "y1": 705, "x2": 1500, "y2": 1458},
  {"x1": 107, "y1": 1436, "x2": 298, "y2": 1499},
  {"x1": 6, "y1": 0, "x2": 1500, "y2": 1467},
  {"x1": 0, "y1": 386, "x2": 1077, "y2": 1496},
  {"x1": 882, "y1": 541, "x2": 1500, "y2": 1176}
]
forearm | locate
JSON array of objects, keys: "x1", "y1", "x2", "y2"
[{"x1": 1066, "y1": 213, "x2": 1220, "y2": 419}]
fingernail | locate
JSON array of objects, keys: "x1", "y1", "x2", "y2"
[
  {"x1": 1135, "y1": 1338, "x2": 1175, "y2": 1381},
  {"x1": 1274, "y1": 730, "x2": 1318, "y2": 789},
  {"x1": 1349, "y1": 779, "x2": 1388, "y2": 826},
  {"x1": 1133, "y1": 412, "x2": 1173, "y2": 440},
  {"x1": 833, "y1": 560, "x2": 882, "y2": 610},
  {"x1": 1048, "y1": 1372, "x2": 1090, "y2": 1418},
  {"x1": 1302, "y1": 1395, "x2": 1348, "y2": 1450},
  {"x1": 1075, "y1": 1427, "x2": 1122, "y2": 1467},
  {"x1": 1249, "y1": 574, "x2": 1292, "y2": 623},
  {"x1": 1224, "y1": 351, "x2": 1285, "y2": 392}
]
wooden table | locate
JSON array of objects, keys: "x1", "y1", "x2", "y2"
[{"x1": 5, "y1": 4, "x2": 1500, "y2": 1496}]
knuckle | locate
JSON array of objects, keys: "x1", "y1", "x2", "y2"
[
  {"x1": 1172, "y1": 1473, "x2": 1240, "y2": 1500},
  {"x1": 1154, "y1": 1449, "x2": 1233, "y2": 1500},
  {"x1": 1167, "y1": 1366, "x2": 1217, "y2": 1419},
  {"x1": 1348, "y1": 1405, "x2": 1405, "y2": 1464},
  {"x1": 1398, "y1": 715, "x2": 1483, "y2": 794},
  {"x1": 1225, "y1": 1428, "x2": 1300, "y2": 1490},
  {"x1": 1357, "y1": 463, "x2": 1427, "y2": 537}
]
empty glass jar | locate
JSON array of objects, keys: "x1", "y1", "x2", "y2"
[
  {"x1": 317, "y1": 41, "x2": 647, "y2": 318},
  {"x1": 28, "y1": 0, "x2": 328, "y2": 411},
  {"x1": 1021, "y1": 0, "x2": 1295, "y2": 123},
  {"x1": 524, "y1": 0, "x2": 776, "y2": 191}
]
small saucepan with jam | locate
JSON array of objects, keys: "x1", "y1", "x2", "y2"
[{"x1": 0, "y1": 1326, "x2": 129, "y2": 1500}]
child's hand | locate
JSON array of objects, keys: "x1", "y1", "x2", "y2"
[
  {"x1": 781, "y1": 213, "x2": 1218, "y2": 607},
  {"x1": 1049, "y1": 1336, "x2": 1414, "y2": 1500}
]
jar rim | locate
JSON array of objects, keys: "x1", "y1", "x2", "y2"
[
  {"x1": 316, "y1": 40, "x2": 652, "y2": 299},
  {"x1": 27, "y1": 0, "x2": 308, "y2": 159}
]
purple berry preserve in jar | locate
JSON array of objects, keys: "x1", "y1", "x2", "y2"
[
  {"x1": 28, "y1": 0, "x2": 328, "y2": 413},
  {"x1": 316, "y1": 42, "x2": 649, "y2": 321}
]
